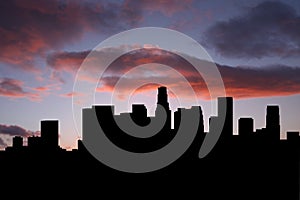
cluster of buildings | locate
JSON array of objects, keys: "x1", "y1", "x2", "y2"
[
  {"x1": 4, "y1": 86, "x2": 300, "y2": 152},
  {"x1": 6, "y1": 120, "x2": 61, "y2": 152}
]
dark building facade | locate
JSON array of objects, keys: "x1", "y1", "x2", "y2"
[
  {"x1": 156, "y1": 86, "x2": 170, "y2": 110},
  {"x1": 41, "y1": 120, "x2": 59, "y2": 149},
  {"x1": 28, "y1": 136, "x2": 42, "y2": 149},
  {"x1": 218, "y1": 97, "x2": 233, "y2": 138},
  {"x1": 12, "y1": 136, "x2": 23, "y2": 149},
  {"x1": 155, "y1": 86, "x2": 171, "y2": 131},
  {"x1": 238, "y1": 118, "x2": 254, "y2": 136},
  {"x1": 131, "y1": 104, "x2": 149, "y2": 126},
  {"x1": 266, "y1": 105, "x2": 280, "y2": 140},
  {"x1": 174, "y1": 106, "x2": 204, "y2": 134}
]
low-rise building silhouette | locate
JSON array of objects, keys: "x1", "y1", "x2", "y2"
[
  {"x1": 12, "y1": 136, "x2": 23, "y2": 149},
  {"x1": 238, "y1": 117, "x2": 254, "y2": 136}
]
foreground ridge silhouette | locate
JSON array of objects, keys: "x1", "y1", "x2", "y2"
[{"x1": 0, "y1": 86, "x2": 299, "y2": 199}]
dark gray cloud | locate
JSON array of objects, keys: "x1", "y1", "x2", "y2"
[
  {"x1": 0, "y1": 124, "x2": 39, "y2": 137},
  {"x1": 0, "y1": 0, "x2": 142, "y2": 70},
  {"x1": 217, "y1": 64, "x2": 300, "y2": 98},
  {"x1": 203, "y1": 1, "x2": 300, "y2": 58}
]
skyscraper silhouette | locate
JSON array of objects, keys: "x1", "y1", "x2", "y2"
[
  {"x1": 41, "y1": 120, "x2": 59, "y2": 149},
  {"x1": 266, "y1": 105, "x2": 280, "y2": 140},
  {"x1": 218, "y1": 97, "x2": 233, "y2": 138},
  {"x1": 156, "y1": 86, "x2": 170, "y2": 110},
  {"x1": 174, "y1": 108, "x2": 183, "y2": 131},
  {"x1": 209, "y1": 116, "x2": 219, "y2": 133},
  {"x1": 192, "y1": 106, "x2": 204, "y2": 135},
  {"x1": 155, "y1": 86, "x2": 171, "y2": 131}
]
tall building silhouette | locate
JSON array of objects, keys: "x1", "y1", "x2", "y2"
[
  {"x1": 209, "y1": 116, "x2": 219, "y2": 132},
  {"x1": 155, "y1": 86, "x2": 171, "y2": 131},
  {"x1": 192, "y1": 106, "x2": 204, "y2": 134},
  {"x1": 174, "y1": 108, "x2": 183, "y2": 131},
  {"x1": 266, "y1": 105, "x2": 280, "y2": 140},
  {"x1": 156, "y1": 86, "x2": 170, "y2": 110},
  {"x1": 238, "y1": 118, "x2": 254, "y2": 136},
  {"x1": 266, "y1": 106, "x2": 280, "y2": 129},
  {"x1": 41, "y1": 120, "x2": 59, "y2": 149},
  {"x1": 218, "y1": 97, "x2": 233, "y2": 137}
]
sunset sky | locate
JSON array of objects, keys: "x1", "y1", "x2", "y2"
[{"x1": 0, "y1": 0, "x2": 299, "y2": 150}]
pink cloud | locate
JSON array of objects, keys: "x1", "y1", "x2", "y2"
[
  {"x1": 0, "y1": 78, "x2": 34, "y2": 99},
  {"x1": 34, "y1": 86, "x2": 50, "y2": 92},
  {"x1": 60, "y1": 92, "x2": 83, "y2": 98},
  {"x1": 0, "y1": 78, "x2": 58, "y2": 101},
  {"x1": 47, "y1": 48, "x2": 300, "y2": 100},
  {"x1": 47, "y1": 51, "x2": 90, "y2": 74}
]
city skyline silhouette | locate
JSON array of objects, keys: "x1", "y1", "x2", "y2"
[
  {"x1": 2, "y1": 86, "x2": 298, "y2": 151},
  {"x1": 0, "y1": 0, "x2": 299, "y2": 198},
  {"x1": 0, "y1": 86, "x2": 299, "y2": 199}
]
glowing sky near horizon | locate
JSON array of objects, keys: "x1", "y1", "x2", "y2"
[{"x1": 0, "y1": 0, "x2": 300, "y2": 149}]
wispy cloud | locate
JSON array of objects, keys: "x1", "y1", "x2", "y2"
[
  {"x1": 0, "y1": 78, "x2": 40, "y2": 101},
  {"x1": 0, "y1": 78, "x2": 58, "y2": 101},
  {"x1": 60, "y1": 92, "x2": 83, "y2": 98}
]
